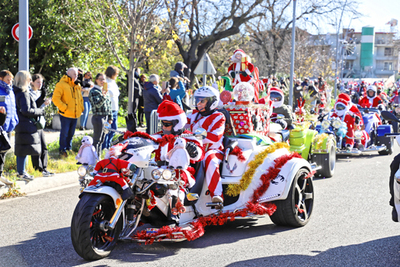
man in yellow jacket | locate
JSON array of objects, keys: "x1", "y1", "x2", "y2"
[{"x1": 52, "y1": 68, "x2": 84, "y2": 156}]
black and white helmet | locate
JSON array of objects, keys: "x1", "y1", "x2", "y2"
[{"x1": 194, "y1": 86, "x2": 220, "y2": 115}]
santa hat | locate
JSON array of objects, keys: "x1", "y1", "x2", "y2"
[
  {"x1": 338, "y1": 93, "x2": 351, "y2": 104},
  {"x1": 157, "y1": 100, "x2": 187, "y2": 132},
  {"x1": 270, "y1": 87, "x2": 284, "y2": 96},
  {"x1": 231, "y1": 49, "x2": 251, "y2": 63},
  {"x1": 335, "y1": 98, "x2": 348, "y2": 106}
]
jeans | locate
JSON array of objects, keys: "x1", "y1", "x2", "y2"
[
  {"x1": 17, "y1": 156, "x2": 27, "y2": 174},
  {"x1": 80, "y1": 97, "x2": 91, "y2": 128},
  {"x1": 102, "y1": 110, "x2": 118, "y2": 150},
  {"x1": 92, "y1": 115, "x2": 107, "y2": 157},
  {"x1": 59, "y1": 115, "x2": 78, "y2": 152}
]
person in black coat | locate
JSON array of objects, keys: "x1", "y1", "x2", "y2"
[
  {"x1": 13, "y1": 71, "x2": 44, "y2": 181},
  {"x1": 30, "y1": 74, "x2": 53, "y2": 177}
]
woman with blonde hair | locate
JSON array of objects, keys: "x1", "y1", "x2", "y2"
[{"x1": 13, "y1": 71, "x2": 45, "y2": 180}]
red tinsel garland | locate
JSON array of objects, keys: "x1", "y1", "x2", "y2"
[
  {"x1": 251, "y1": 153, "x2": 302, "y2": 203},
  {"x1": 132, "y1": 151, "x2": 310, "y2": 245},
  {"x1": 132, "y1": 202, "x2": 277, "y2": 244},
  {"x1": 230, "y1": 146, "x2": 246, "y2": 162}
]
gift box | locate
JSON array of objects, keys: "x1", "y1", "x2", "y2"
[{"x1": 224, "y1": 104, "x2": 271, "y2": 136}]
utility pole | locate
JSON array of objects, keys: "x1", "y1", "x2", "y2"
[
  {"x1": 289, "y1": 0, "x2": 297, "y2": 108},
  {"x1": 334, "y1": 0, "x2": 348, "y2": 99},
  {"x1": 19, "y1": 0, "x2": 29, "y2": 71}
]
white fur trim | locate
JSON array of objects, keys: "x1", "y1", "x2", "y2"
[{"x1": 158, "y1": 112, "x2": 187, "y2": 132}]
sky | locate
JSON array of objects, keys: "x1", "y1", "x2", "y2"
[{"x1": 303, "y1": 0, "x2": 400, "y2": 34}]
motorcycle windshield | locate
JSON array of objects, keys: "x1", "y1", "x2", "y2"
[{"x1": 121, "y1": 137, "x2": 158, "y2": 149}]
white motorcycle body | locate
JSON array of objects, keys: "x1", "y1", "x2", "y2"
[{"x1": 81, "y1": 135, "x2": 312, "y2": 237}]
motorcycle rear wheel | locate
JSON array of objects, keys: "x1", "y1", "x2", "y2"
[
  {"x1": 270, "y1": 168, "x2": 314, "y2": 227},
  {"x1": 71, "y1": 194, "x2": 122, "y2": 261}
]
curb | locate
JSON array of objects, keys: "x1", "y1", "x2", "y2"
[{"x1": 0, "y1": 171, "x2": 78, "y2": 196}]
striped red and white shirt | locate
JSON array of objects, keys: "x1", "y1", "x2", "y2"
[{"x1": 188, "y1": 110, "x2": 226, "y2": 151}]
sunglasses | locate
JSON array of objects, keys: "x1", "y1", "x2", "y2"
[{"x1": 161, "y1": 121, "x2": 173, "y2": 127}]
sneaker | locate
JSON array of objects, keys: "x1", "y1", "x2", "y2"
[
  {"x1": 42, "y1": 170, "x2": 54, "y2": 177},
  {"x1": 0, "y1": 176, "x2": 13, "y2": 185},
  {"x1": 17, "y1": 173, "x2": 34, "y2": 181},
  {"x1": 212, "y1": 195, "x2": 223, "y2": 203}
]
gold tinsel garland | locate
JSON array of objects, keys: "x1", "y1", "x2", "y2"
[
  {"x1": 226, "y1": 142, "x2": 290, "y2": 196},
  {"x1": 313, "y1": 133, "x2": 328, "y2": 150}
]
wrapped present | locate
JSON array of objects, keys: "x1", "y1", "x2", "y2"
[{"x1": 224, "y1": 103, "x2": 271, "y2": 136}]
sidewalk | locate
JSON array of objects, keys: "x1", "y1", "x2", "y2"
[{"x1": 0, "y1": 126, "x2": 145, "y2": 197}]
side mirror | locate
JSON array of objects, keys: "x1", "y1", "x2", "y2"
[{"x1": 194, "y1": 128, "x2": 207, "y2": 140}]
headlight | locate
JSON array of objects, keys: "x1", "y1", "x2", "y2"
[
  {"x1": 162, "y1": 169, "x2": 174, "y2": 180},
  {"x1": 77, "y1": 166, "x2": 87, "y2": 177},
  {"x1": 151, "y1": 169, "x2": 162, "y2": 180},
  {"x1": 332, "y1": 119, "x2": 342, "y2": 129},
  {"x1": 321, "y1": 120, "x2": 330, "y2": 130}
]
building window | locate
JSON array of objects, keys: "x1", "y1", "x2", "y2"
[
  {"x1": 385, "y1": 48, "x2": 393, "y2": 56},
  {"x1": 345, "y1": 61, "x2": 353, "y2": 70},
  {"x1": 384, "y1": 62, "x2": 393, "y2": 70}
]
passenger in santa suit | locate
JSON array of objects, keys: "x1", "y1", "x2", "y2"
[
  {"x1": 338, "y1": 93, "x2": 363, "y2": 124},
  {"x1": 152, "y1": 100, "x2": 204, "y2": 214},
  {"x1": 358, "y1": 85, "x2": 383, "y2": 108},
  {"x1": 228, "y1": 49, "x2": 255, "y2": 87},
  {"x1": 188, "y1": 86, "x2": 226, "y2": 204}
]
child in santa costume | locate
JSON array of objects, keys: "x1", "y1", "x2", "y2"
[
  {"x1": 359, "y1": 85, "x2": 383, "y2": 108},
  {"x1": 88, "y1": 143, "x2": 136, "y2": 200},
  {"x1": 188, "y1": 86, "x2": 226, "y2": 204},
  {"x1": 152, "y1": 100, "x2": 204, "y2": 215},
  {"x1": 228, "y1": 49, "x2": 255, "y2": 87}
]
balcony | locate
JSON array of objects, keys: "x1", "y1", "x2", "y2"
[
  {"x1": 375, "y1": 69, "x2": 397, "y2": 75},
  {"x1": 375, "y1": 55, "x2": 397, "y2": 61}
]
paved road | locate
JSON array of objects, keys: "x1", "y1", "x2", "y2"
[{"x1": 1, "y1": 146, "x2": 400, "y2": 267}]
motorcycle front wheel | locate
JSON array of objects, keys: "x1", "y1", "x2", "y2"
[
  {"x1": 270, "y1": 168, "x2": 314, "y2": 227},
  {"x1": 71, "y1": 194, "x2": 122, "y2": 261}
]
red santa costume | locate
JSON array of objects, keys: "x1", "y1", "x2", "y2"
[
  {"x1": 152, "y1": 101, "x2": 203, "y2": 187},
  {"x1": 228, "y1": 49, "x2": 255, "y2": 87},
  {"x1": 338, "y1": 93, "x2": 363, "y2": 125},
  {"x1": 358, "y1": 85, "x2": 383, "y2": 108},
  {"x1": 188, "y1": 86, "x2": 225, "y2": 202},
  {"x1": 152, "y1": 100, "x2": 204, "y2": 213},
  {"x1": 88, "y1": 143, "x2": 134, "y2": 199},
  {"x1": 331, "y1": 99, "x2": 357, "y2": 147}
]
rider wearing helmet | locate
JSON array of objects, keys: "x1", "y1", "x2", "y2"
[
  {"x1": 188, "y1": 86, "x2": 226, "y2": 204},
  {"x1": 152, "y1": 100, "x2": 204, "y2": 217},
  {"x1": 270, "y1": 87, "x2": 294, "y2": 128},
  {"x1": 359, "y1": 85, "x2": 383, "y2": 108}
]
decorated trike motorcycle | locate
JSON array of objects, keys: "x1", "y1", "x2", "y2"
[
  {"x1": 316, "y1": 108, "x2": 392, "y2": 156},
  {"x1": 71, "y1": 105, "x2": 316, "y2": 261}
]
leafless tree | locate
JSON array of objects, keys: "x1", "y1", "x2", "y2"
[
  {"x1": 248, "y1": 0, "x2": 361, "y2": 76},
  {"x1": 165, "y1": 0, "x2": 265, "y2": 83}
]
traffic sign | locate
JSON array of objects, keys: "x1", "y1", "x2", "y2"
[
  {"x1": 194, "y1": 53, "x2": 216, "y2": 75},
  {"x1": 11, "y1": 23, "x2": 33, "y2": 42}
]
